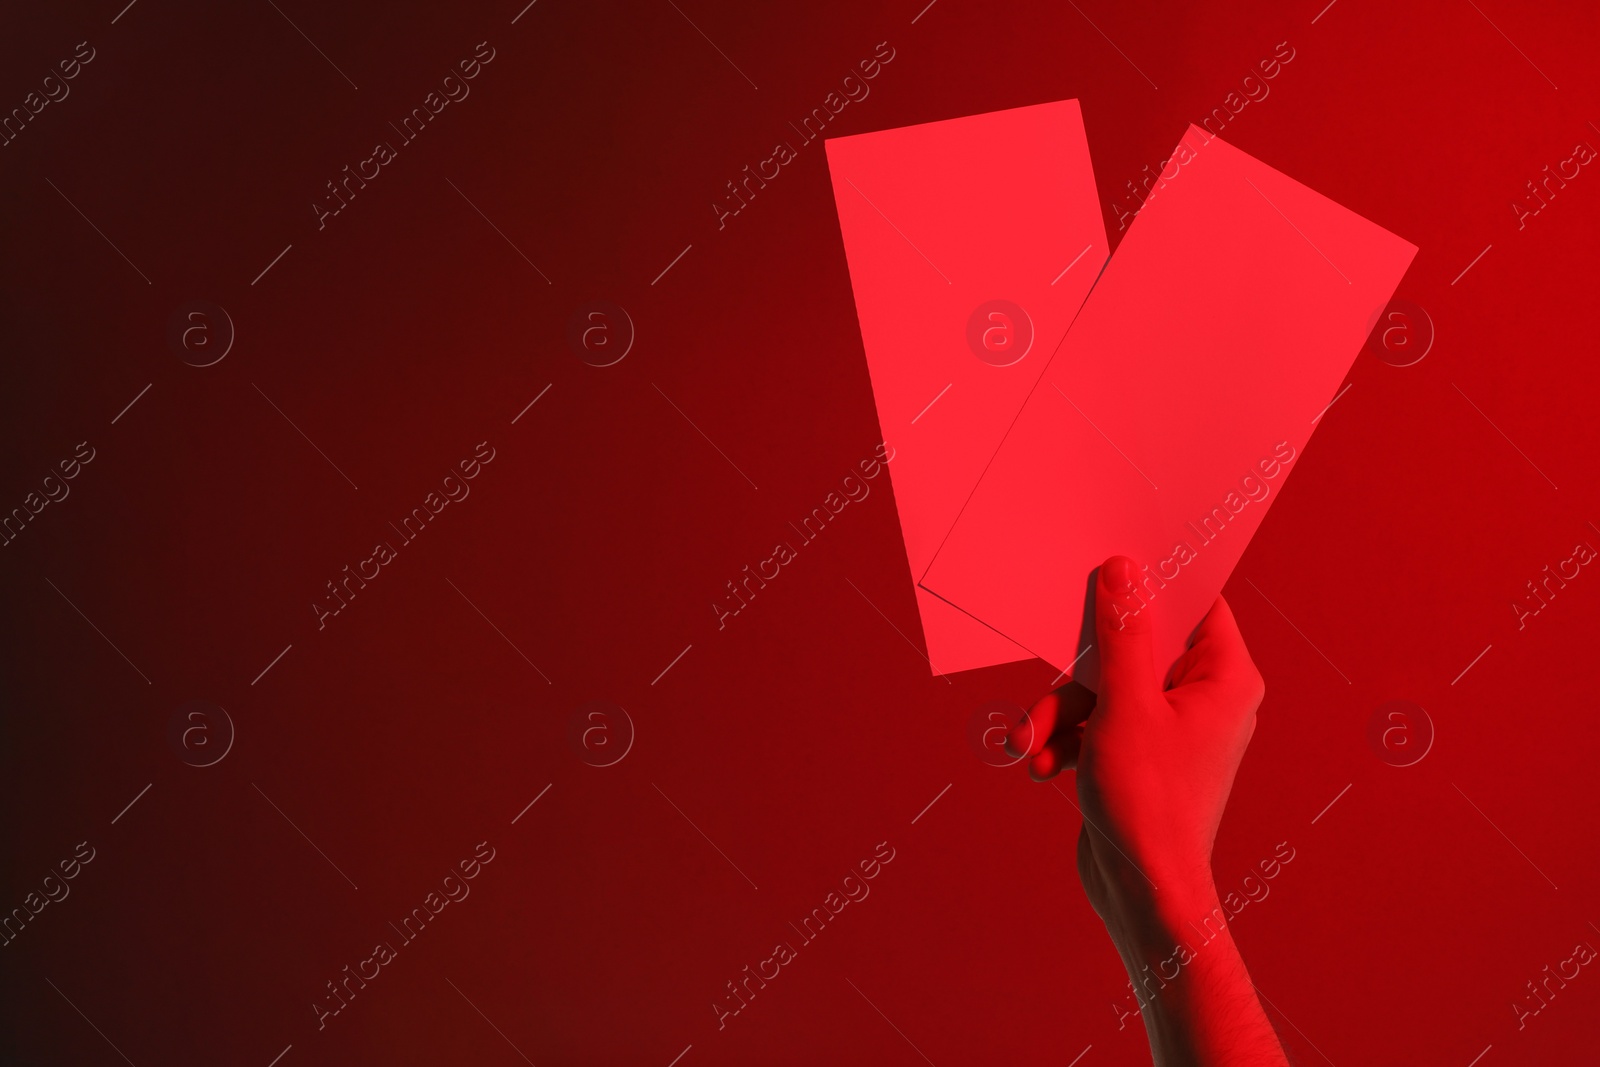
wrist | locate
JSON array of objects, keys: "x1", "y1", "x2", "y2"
[
  {"x1": 1102, "y1": 876, "x2": 1229, "y2": 993},
  {"x1": 1103, "y1": 880, "x2": 1288, "y2": 1065}
]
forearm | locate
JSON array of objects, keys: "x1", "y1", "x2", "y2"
[{"x1": 1104, "y1": 883, "x2": 1289, "y2": 1067}]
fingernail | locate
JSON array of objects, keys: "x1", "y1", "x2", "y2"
[
  {"x1": 1103, "y1": 555, "x2": 1137, "y2": 593},
  {"x1": 1002, "y1": 723, "x2": 1023, "y2": 758}
]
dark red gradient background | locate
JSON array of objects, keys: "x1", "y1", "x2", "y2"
[{"x1": 4, "y1": 1, "x2": 1599, "y2": 1064}]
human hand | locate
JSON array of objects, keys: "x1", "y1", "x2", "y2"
[
  {"x1": 1005, "y1": 555, "x2": 1286, "y2": 1066},
  {"x1": 1005, "y1": 555, "x2": 1264, "y2": 913}
]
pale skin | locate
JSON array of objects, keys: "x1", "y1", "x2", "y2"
[{"x1": 1006, "y1": 555, "x2": 1290, "y2": 1066}]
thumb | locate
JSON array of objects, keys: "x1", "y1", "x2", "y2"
[{"x1": 1094, "y1": 555, "x2": 1161, "y2": 702}]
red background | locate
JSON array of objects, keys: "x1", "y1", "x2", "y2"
[{"x1": 3, "y1": 1, "x2": 1598, "y2": 1064}]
